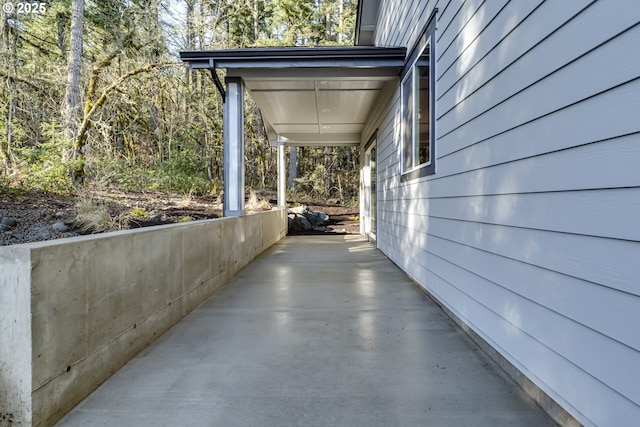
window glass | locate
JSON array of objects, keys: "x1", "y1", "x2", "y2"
[
  {"x1": 416, "y1": 42, "x2": 430, "y2": 166},
  {"x1": 401, "y1": 23, "x2": 435, "y2": 180},
  {"x1": 402, "y1": 41, "x2": 432, "y2": 173},
  {"x1": 401, "y1": 72, "x2": 413, "y2": 172}
]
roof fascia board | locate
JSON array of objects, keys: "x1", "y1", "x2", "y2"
[
  {"x1": 193, "y1": 58, "x2": 402, "y2": 69},
  {"x1": 181, "y1": 47, "x2": 405, "y2": 70},
  {"x1": 181, "y1": 46, "x2": 403, "y2": 59}
]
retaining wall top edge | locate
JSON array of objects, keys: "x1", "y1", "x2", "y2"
[{"x1": 0, "y1": 210, "x2": 285, "y2": 251}]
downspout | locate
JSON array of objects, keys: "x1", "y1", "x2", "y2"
[{"x1": 208, "y1": 59, "x2": 226, "y2": 100}]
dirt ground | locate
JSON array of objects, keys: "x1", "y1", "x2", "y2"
[
  {"x1": 0, "y1": 188, "x2": 360, "y2": 246},
  {"x1": 303, "y1": 204, "x2": 360, "y2": 235}
]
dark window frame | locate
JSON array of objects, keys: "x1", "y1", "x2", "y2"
[{"x1": 401, "y1": 9, "x2": 437, "y2": 182}]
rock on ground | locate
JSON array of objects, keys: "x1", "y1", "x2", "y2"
[{"x1": 287, "y1": 205, "x2": 330, "y2": 232}]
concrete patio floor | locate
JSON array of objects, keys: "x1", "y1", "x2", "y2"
[{"x1": 56, "y1": 235, "x2": 555, "y2": 426}]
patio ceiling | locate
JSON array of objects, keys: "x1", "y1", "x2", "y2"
[{"x1": 180, "y1": 47, "x2": 406, "y2": 147}]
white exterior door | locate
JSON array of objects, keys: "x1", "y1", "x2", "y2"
[{"x1": 363, "y1": 141, "x2": 377, "y2": 239}]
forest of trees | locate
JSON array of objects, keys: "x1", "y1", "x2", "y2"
[{"x1": 0, "y1": 0, "x2": 360, "y2": 203}]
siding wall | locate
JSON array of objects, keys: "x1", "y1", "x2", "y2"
[{"x1": 365, "y1": 1, "x2": 640, "y2": 426}]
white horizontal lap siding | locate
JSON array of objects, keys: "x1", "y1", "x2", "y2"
[
  {"x1": 428, "y1": 188, "x2": 640, "y2": 241},
  {"x1": 436, "y1": 0, "x2": 499, "y2": 64},
  {"x1": 434, "y1": 132, "x2": 640, "y2": 195},
  {"x1": 426, "y1": 235, "x2": 640, "y2": 395},
  {"x1": 422, "y1": 204, "x2": 636, "y2": 358},
  {"x1": 418, "y1": 248, "x2": 640, "y2": 427},
  {"x1": 437, "y1": 81, "x2": 640, "y2": 172},
  {"x1": 438, "y1": 0, "x2": 640, "y2": 138},
  {"x1": 375, "y1": 94, "x2": 400, "y2": 185},
  {"x1": 437, "y1": 0, "x2": 583, "y2": 113},
  {"x1": 374, "y1": 0, "x2": 410, "y2": 46},
  {"x1": 370, "y1": 0, "x2": 640, "y2": 425},
  {"x1": 438, "y1": 29, "x2": 640, "y2": 156},
  {"x1": 429, "y1": 217, "x2": 640, "y2": 297},
  {"x1": 375, "y1": 0, "x2": 437, "y2": 47}
]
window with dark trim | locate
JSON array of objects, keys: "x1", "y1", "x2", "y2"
[{"x1": 401, "y1": 10, "x2": 436, "y2": 181}]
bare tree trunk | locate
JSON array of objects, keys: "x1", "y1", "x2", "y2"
[
  {"x1": 324, "y1": 146, "x2": 332, "y2": 198},
  {"x1": 253, "y1": 0, "x2": 259, "y2": 43},
  {"x1": 56, "y1": 12, "x2": 67, "y2": 57},
  {"x1": 0, "y1": 144, "x2": 9, "y2": 172},
  {"x1": 288, "y1": 146, "x2": 297, "y2": 190},
  {"x1": 0, "y1": 13, "x2": 4, "y2": 51},
  {"x1": 190, "y1": 1, "x2": 198, "y2": 97},
  {"x1": 251, "y1": 105, "x2": 268, "y2": 189},
  {"x1": 325, "y1": 11, "x2": 331, "y2": 41},
  {"x1": 62, "y1": 0, "x2": 84, "y2": 164},
  {"x1": 1, "y1": 75, "x2": 14, "y2": 169},
  {"x1": 338, "y1": 0, "x2": 344, "y2": 44},
  {"x1": 0, "y1": 19, "x2": 6, "y2": 170},
  {"x1": 346, "y1": 146, "x2": 351, "y2": 172},
  {"x1": 199, "y1": 54, "x2": 209, "y2": 169},
  {"x1": 6, "y1": 76, "x2": 14, "y2": 162},
  {"x1": 185, "y1": 0, "x2": 196, "y2": 122},
  {"x1": 1, "y1": 16, "x2": 20, "y2": 170},
  {"x1": 149, "y1": 0, "x2": 163, "y2": 161}
]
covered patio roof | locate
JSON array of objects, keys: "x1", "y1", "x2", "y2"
[{"x1": 180, "y1": 46, "x2": 406, "y2": 147}]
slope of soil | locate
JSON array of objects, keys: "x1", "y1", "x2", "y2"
[
  {"x1": 0, "y1": 189, "x2": 221, "y2": 246},
  {"x1": 305, "y1": 204, "x2": 360, "y2": 235},
  {"x1": 0, "y1": 189, "x2": 360, "y2": 246}
]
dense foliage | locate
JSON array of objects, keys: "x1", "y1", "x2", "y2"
[{"x1": 0, "y1": 0, "x2": 359, "y2": 203}]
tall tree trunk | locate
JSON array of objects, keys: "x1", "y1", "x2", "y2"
[
  {"x1": 325, "y1": 11, "x2": 331, "y2": 41},
  {"x1": 149, "y1": 0, "x2": 163, "y2": 160},
  {"x1": 1, "y1": 16, "x2": 19, "y2": 169},
  {"x1": 2, "y1": 72, "x2": 14, "y2": 169},
  {"x1": 288, "y1": 146, "x2": 297, "y2": 190},
  {"x1": 324, "y1": 146, "x2": 332, "y2": 197},
  {"x1": 338, "y1": 0, "x2": 344, "y2": 43},
  {"x1": 56, "y1": 12, "x2": 67, "y2": 57},
  {"x1": 253, "y1": 0, "x2": 259, "y2": 43},
  {"x1": 185, "y1": 0, "x2": 196, "y2": 122},
  {"x1": 62, "y1": 0, "x2": 84, "y2": 166},
  {"x1": 5, "y1": 76, "x2": 14, "y2": 164}
]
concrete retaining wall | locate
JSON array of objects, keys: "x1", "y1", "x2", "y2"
[{"x1": 0, "y1": 209, "x2": 287, "y2": 427}]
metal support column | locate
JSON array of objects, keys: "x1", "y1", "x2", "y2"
[
  {"x1": 223, "y1": 77, "x2": 245, "y2": 217},
  {"x1": 277, "y1": 136, "x2": 286, "y2": 208}
]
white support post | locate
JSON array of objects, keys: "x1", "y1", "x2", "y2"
[
  {"x1": 223, "y1": 77, "x2": 245, "y2": 217},
  {"x1": 277, "y1": 136, "x2": 286, "y2": 208}
]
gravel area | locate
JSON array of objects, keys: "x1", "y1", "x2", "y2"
[
  {"x1": 0, "y1": 189, "x2": 222, "y2": 246},
  {"x1": 0, "y1": 191, "x2": 79, "y2": 245}
]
